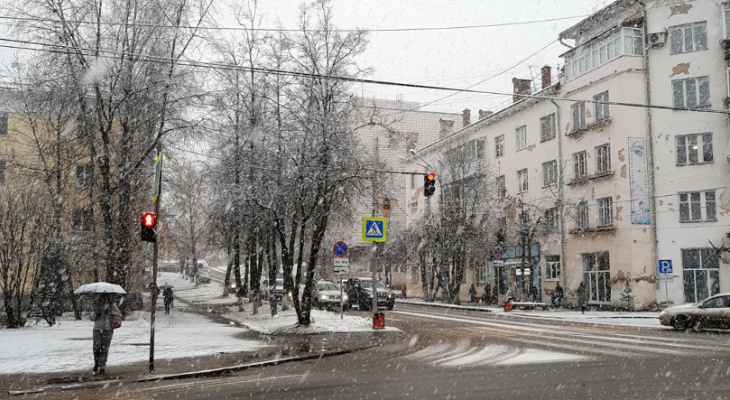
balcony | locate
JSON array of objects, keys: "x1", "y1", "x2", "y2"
[
  {"x1": 567, "y1": 170, "x2": 614, "y2": 186},
  {"x1": 569, "y1": 224, "x2": 617, "y2": 236},
  {"x1": 566, "y1": 117, "x2": 612, "y2": 138}
]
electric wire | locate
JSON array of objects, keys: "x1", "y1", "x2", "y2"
[{"x1": 0, "y1": 38, "x2": 727, "y2": 116}]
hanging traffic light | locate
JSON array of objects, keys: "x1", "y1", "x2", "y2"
[
  {"x1": 424, "y1": 172, "x2": 436, "y2": 197},
  {"x1": 140, "y1": 212, "x2": 157, "y2": 243}
]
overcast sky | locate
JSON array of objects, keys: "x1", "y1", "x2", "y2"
[
  {"x1": 0, "y1": 0, "x2": 616, "y2": 114},
  {"x1": 251, "y1": 0, "x2": 616, "y2": 114}
]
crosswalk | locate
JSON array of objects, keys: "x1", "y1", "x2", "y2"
[{"x1": 393, "y1": 310, "x2": 730, "y2": 368}]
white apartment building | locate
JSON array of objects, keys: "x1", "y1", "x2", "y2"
[
  {"x1": 322, "y1": 98, "x2": 460, "y2": 284},
  {"x1": 406, "y1": 0, "x2": 730, "y2": 309},
  {"x1": 645, "y1": 0, "x2": 730, "y2": 305}
]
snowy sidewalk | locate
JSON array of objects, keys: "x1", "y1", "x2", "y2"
[{"x1": 398, "y1": 298, "x2": 662, "y2": 329}]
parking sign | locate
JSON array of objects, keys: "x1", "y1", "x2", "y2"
[{"x1": 658, "y1": 259, "x2": 673, "y2": 274}]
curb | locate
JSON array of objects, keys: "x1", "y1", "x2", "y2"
[
  {"x1": 136, "y1": 346, "x2": 376, "y2": 382},
  {"x1": 399, "y1": 300, "x2": 494, "y2": 313}
]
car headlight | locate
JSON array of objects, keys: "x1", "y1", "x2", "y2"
[
  {"x1": 342, "y1": 294, "x2": 349, "y2": 301},
  {"x1": 388, "y1": 293, "x2": 394, "y2": 298},
  {"x1": 320, "y1": 295, "x2": 327, "y2": 300}
]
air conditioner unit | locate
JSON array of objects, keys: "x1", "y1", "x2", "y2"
[{"x1": 648, "y1": 31, "x2": 667, "y2": 48}]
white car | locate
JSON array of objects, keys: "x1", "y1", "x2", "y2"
[
  {"x1": 312, "y1": 280, "x2": 348, "y2": 310},
  {"x1": 659, "y1": 292, "x2": 730, "y2": 331}
]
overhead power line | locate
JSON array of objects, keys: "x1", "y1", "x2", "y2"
[
  {"x1": 0, "y1": 14, "x2": 589, "y2": 33},
  {"x1": 0, "y1": 38, "x2": 728, "y2": 116}
]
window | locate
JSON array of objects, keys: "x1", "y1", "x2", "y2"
[
  {"x1": 496, "y1": 175, "x2": 506, "y2": 198},
  {"x1": 595, "y1": 144, "x2": 611, "y2": 174},
  {"x1": 672, "y1": 76, "x2": 710, "y2": 109},
  {"x1": 676, "y1": 133, "x2": 713, "y2": 165},
  {"x1": 598, "y1": 197, "x2": 613, "y2": 226},
  {"x1": 682, "y1": 248, "x2": 719, "y2": 303},
  {"x1": 583, "y1": 251, "x2": 611, "y2": 303},
  {"x1": 543, "y1": 207, "x2": 558, "y2": 234},
  {"x1": 515, "y1": 126, "x2": 526, "y2": 151},
  {"x1": 410, "y1": 266, "x2": 418, "y2": 284},
  {"x1": 546, "y1": 255, "x2": 561, "y2": 281},
  {"x1": 542, "y1": 160, "x2": 557, "y2": 186},
  {"x1": 72, "y1": 208, "x2": 93, "y2": 232},
  {"x1": 0, "y1": 112, "x2": 7, "y2": 135},
  {"x1": 410, "y1": 174, "x2": 417, "y2": 189},
  {"x1": 571, "y1": 101, "x2": 586, "y2": 130},
  {"x1": 495, "y1": 135, "x2": 504, "y2": 158},
  {"x1": 0, "y1": 160, "x2": 5, "y2": 184},
  {"x1": 576, "y1": 201, "x2": 589, "y2": 229},
  {"x1": 540, "y1": 113, "x2": 556, "y2": 142},
  {"x1": 410, "y1": 201, "x2": 418, "y2": 216},
  {"x1": 517, "y1": 169, "x2": 528, "y2": 193},
  {"x1": 75, "y1": 164, "x2": 93, "y2": 188},
  {"x1": 473, "y1": 139, "x2": 485, "y2": 160},
  {"x1": 679, "y1": 190, "x2": 716, "y2": 222},
  {"x1": 593, "y1": 91, "x2": 609, "y2": 121},
  {"x1": 669, "y1": 22, "x2": 707, "y2": 54},
  {"x1": 475, "y1": 265, "x2": 487, "y2": 287},
  {"x1": 725, "y1": 3, "x2": 730, "y2": 39},
  {"x1": 564, "y1": 28, "x2": 643, "y2": 80},
  {"x1": 573, "y1": 151, "x2": 587, "y2": 179}
]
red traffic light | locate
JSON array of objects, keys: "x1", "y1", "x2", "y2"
[
  {"x1": 141, "y1": 212, "x2": 157, "y2": 228},
  {"x1": 427, "y1": 172, "x2": 435, "y2": 181}
]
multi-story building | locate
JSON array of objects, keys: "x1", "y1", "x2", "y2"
[
  {"x1": 322, "y1": 98, "x2": 460, "y2": 287},
  {"x1": 405, "y1": 0, "x2": 730, "y2": 309},
  {"x1": 645, "y1": 0, "x2": 730, "y2": 305}
]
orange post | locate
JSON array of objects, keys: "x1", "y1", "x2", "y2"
[{"x1": 373, "y1": 312, "x2": 385, "y2": 329}]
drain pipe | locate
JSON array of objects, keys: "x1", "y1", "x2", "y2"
[
  {"x1": 549, "y1": 96, "x2": 566, "y2": 290},
  {"x1": 639, "y1": 1, "x2": 661, "y2": 305}
]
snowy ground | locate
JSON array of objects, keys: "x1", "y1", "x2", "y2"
[
  {"x1": 399, "y1": 299, "x2": 663, "y2": 329},
  {"x1": 0, "y1": 273, "x2": 664, "y2": 374},
  {"x1": 0, "y1": 272, "x2": 390, "y2": 374}
]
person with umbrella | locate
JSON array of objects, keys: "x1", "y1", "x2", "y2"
[
  {"x1": 162, "y1": 283, "x2": 174, "y2": 314},
  {"x1": 90, "y1": 293, "x2": 121, "y2": 376},
  {"x1": 75, "y1": 282, "x2": 125, "y2": 377}
]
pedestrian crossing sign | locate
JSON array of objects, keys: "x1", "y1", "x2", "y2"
[{"x1": 362, "y1": 217, "x2": 387, "y2": 242}]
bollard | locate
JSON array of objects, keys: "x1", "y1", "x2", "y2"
[{"x1": 373, "y1": 312, "x2": 385, "y2": 329}]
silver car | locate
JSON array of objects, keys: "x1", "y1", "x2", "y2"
[
  {"x1": 659, "y1": 292, "x2": 730, "y2": 331},
  {"x1": 312, "y1": 280, "x2": 348, "y2": 310}
]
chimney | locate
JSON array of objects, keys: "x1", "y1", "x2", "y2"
[
  {"x1": 512, "y1": 78, "x2": 532, "y2": 103},
  {"x1": 462, "y1": 109, "x2": 471, "y2": 127},
  {"x1": 439, "y1": 118, "x2": 455, "y2": 138},
  {"x1": 541, "y1": 65, "x2": 552, "y2": 89},
  {"x1": 478, "y1": 110, "x2": 493, "y2": 120}
]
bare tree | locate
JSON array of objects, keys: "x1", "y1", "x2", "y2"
[
  {"x1": 0, "y1": 186, "x2": 51, "y2": 328},
  {"x1": 6, "y1": 0, "x2": 214, "y2": 291}
]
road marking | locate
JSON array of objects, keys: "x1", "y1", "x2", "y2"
[{"x1": 392, "y1": 310, "x2": 730, "y2": 367}]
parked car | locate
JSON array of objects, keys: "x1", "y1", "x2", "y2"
[
  {"x1": 312, "y1": 280, "x2": 348, "y2": 310},
  {"x1": 659, "y1": 292, "x2": 730, "y2": 331},
  {"x1": 344, "y1": 277, "x2": 395, "y2": 311}
]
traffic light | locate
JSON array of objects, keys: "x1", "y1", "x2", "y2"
[
  {"x1": 140, "y1": 212, "x2": 157, "y2": 243},
  {"x1": 424, "y1": 172, "x2": 436, "y2": 197}
]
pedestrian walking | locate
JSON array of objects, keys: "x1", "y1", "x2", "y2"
[
  {"x1": 401, "y1": 282, "x2": 407, "y2": 299},
  {"x1": 90, "y1": 293, "x2": 121, "y2": 376},
  {"x1": 163, "y1": 284, "x2": 174, "y2": 314},
  {"x1": 577, "y1": 281, "x2": 588, "y2": 314},
  {"x1": 468, "y1": 283, "x2": 477, "y2": 303}
]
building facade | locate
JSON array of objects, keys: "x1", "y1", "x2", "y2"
[{"x1": 405, "y1": 0, "x2": 730, "y2": 309}]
